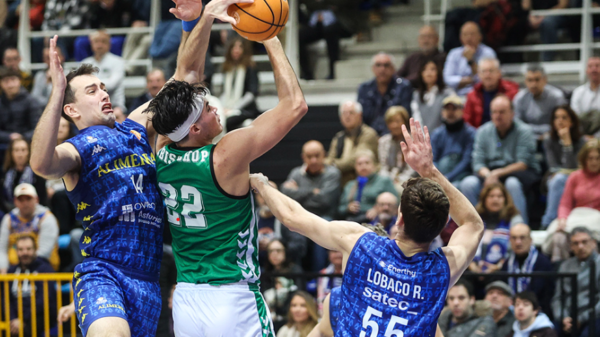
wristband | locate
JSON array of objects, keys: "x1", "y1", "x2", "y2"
[{"x1": 182, "y1": 16, "x2": 201, "y2": 32}]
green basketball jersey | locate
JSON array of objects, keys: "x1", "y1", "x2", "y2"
[{"x1": 156, "y1": 144, "x2": 260, "y2": 286}]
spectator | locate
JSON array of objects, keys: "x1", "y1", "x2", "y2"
[
  {"x1": 513, "y1": 64, "x2": 566, "y2": 138},
  {"x1": 8, "y1": 235, "x2": 57, "y2": 336},
  {"x1": 298, "y1": 0, "x2": 361, "y2": 80},
  {"x1": 220, "y1": 37, "x2": 260, "y2": 132},
  {"x1": 149, "y1": 0, "x2": 181, "y2": 78},
  {"x1": 377, "y1": 106, "x2": 414, "y2": 194},
  {"x1": 2, "y1": 48, "x2": 32, "y2": 92},
  {"x1": 541, "y1": 106, "x2": 586, "y2": 228},
  {"x1": 411, "y1": 58, "x2": 455, "y2": 132},
  {"x1": 443, "y1": 21, "x2": 497, "y2": 96},
  {"x1": 509, "y1": 291, "x2": 557, "y2": 337},
  {"x1": 129, "y1": 68, "x2": 167, "y2": 112},
  {"x1": 571, "y1": 57, "x2": 600, "y2": 139},
  {"x1": 338, "y1": 150, "x2": 398, "y2": 223},
  {"x1": 438, "y1": 279, "x2": 497, "y2": 337},
  {"x1": 397, "y1": 26, "x2": 447, "y2": 86},
  {"x1": 41, "y1": 0, "x2": 89, "y2": 59},
  {"x1": 0, "y1": 183, "x2": 59, "y2": 273},
  {"x1": 460, "y1": 95, "x2": 540, "y2": 223},
  {"x1": 551, "y1": 227, "x2": 600, "y2": 337},
  {"x1": 523, "y1": 0, "x2": 570, "y2": 62},
  {"x1": 431, "y1": 95, "x2": 476, "y2": 185},
  {"x1": 368, "y1": 192, "x2": 398, "y2": 233},
  {"x1": 470, "y1": 183, "x2": 523, "y2": 274},
  {"x1": 277, "y1": 291, "x2": 318, "y2": 337},
  {"x1": 122, "y1": 0, "x2": 152, "y2": 75},
  {"x1": 325, "y1": 101, "x2": 379, "y2": 186},
  {"x1": 357, "y1": 53, "x2": 413, "y2": 135},
  {"x1": 82, "y1": 30, "x2": 126, "y2": 113},
  {"x1": 31, "y1": 46, "x2": 66, "y2": 106},
  {"x1": 543, "y1": 140, "x2": 600, "y2": 262},
  {"x1": 316, "y1": 250, "x2": 343, "y2": 314},
  {"x1": 256, "y1": 182, "x2": 307, "y2": 267},
  {"x1": 0, "y1": 67, "x2": 42, "y2": 145},
  {"x1": 2, "y1": 139, "x2": 47, "y2": 210},
  {"x1": 485, "y1": 281, "x2": 516, "y2": 337},
  {"x1": 463, "y1": 58, "x2": 519, "y2": 128},
  {"x1": 281, "y1": 140, "x2": 340, "y2": 270},
  {"x1": 501, "y1": 224, "x2": 554, "y2": 317}
]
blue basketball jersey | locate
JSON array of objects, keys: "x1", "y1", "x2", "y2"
[
  {"x1": 65, "y1": 119, "x2": 164, "y2": 279},
  {"x1": 329, "y1": 286, "x2": 341, "y2": 334},
  {"x1": 337, "y1": 232, "x2": 450, "y2": 337}
]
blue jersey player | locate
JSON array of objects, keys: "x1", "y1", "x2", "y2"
[
  {"x1": 251, "y1": 119, "x2": 484, "y2": 337},
  {"x1": 30, "y1": 0, "x2": 239, "y2": 335}
]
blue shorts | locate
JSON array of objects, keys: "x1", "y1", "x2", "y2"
[{"x1": 73, "y1": 258, "x2": 161, "y2": 337}]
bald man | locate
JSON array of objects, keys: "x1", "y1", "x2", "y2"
[
  {"x1": 500, "y1": 223, "x2": 554, "y2": 317},
  {"x1": 282, "y1": 140, "x2": 342, "y2": 270},
  {"x1": 368, "y1": 191, "x2": 399, "y2": 232},
  {"x1": 460, "y1": 95, "x2": 540, "y2": 223},
  {"x1": 397, "y1": 26, "x2": 446, "y2": 86},
  {"x1": 443, "y1": 21, "x2": 496, "y2": 96},
  {"x1": 81, "y1": 30, "x2": 126, "y2": 111}
]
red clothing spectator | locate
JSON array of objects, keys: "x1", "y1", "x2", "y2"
[
  {"x1": 558, "y1": 170, "x2": 600, "y2": 219},
  {"x1": 463, "y1": 79, "x2": 519, "y2": 128}
]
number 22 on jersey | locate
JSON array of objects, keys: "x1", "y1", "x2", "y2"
[
  {"x1": 159, "y1": 183, "x2": 207, "y2": 229},
  {"x1": 361, "y1": 306, "x2": 408, "y2": 337}
]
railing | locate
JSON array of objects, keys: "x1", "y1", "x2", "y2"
[
  {"x1": 17, "y1": 0, "x2": 299, "y2": 85},
  {"x1": 262, "y1": 270, "x2": 596, "y2": 337},
  {"x1": 423, "y1": 0, "x2": 597, "y2": 83},
  {"x1": 0, "y1": 273, "x2": 76, "y2": 337}
]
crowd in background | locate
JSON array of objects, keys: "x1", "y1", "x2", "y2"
[{"x1": 0, "y1": 0, "x2": 600, "y2": 336}]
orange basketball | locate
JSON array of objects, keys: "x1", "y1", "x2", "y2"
[{"x1": 227, "y1": 0, "x2": 289, "y2": 42}]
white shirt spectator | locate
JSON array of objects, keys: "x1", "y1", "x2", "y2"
[{"x1": 570, "y1": 82, "x2": 600, "y2": 116}]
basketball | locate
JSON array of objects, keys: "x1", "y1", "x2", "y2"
[{"x1": 227, "y1": 0, "x2": 289, "y2": 42}]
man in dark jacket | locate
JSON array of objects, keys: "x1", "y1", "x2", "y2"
[
  {"x1": 8, "y1": 235, "x2": 57, "y2": 336},
  {"x1": 510, "y1": 291, "x2": 557, "y2": 337},
  {"x1": 500, "y1": 224, "x2": 554, "y2": 319},
  {"x1": 357, "y1": 53, "x2": 413, "y2": 135},
  {"x1": 397, "y1": 25, "x2": 446, "y2": 87},
  {"x1": 0, "y1": 67, "x2": 42, "y2": 146},
  {"x1": 439, "y1": 279, "x2": 497, "y2": 337},
  {"x1": 486, "y1": 281, "x2": 516, "y2": 337}
]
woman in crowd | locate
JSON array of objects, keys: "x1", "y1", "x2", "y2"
[
  {"x1": 220, "y1": 37, "x2": 260, "y2": 132},
  {"x1": 411, "y1": 59, "x2": 454, "y2": 132},
  {"x1": 378, "y1": 106, "x2": 415, "y2": 195},
  {"x1": 469, "y1": 183, "x2": 523, "y2": 274},
  {"x1": 262, "y1": 239, "x2": 305, "y2": 327},
  {"x1": 277, "y1": 291, "x2": 319, "y2": 337},
  {"x1": 541, "y1": 105, "x2": 586, "y2": 228},
  {"x1": 544, "y1": 140, "x2": 600, "y2": 262},
  {"x1": 2, "y1": 139, "x2": 46, "y2": 210},
  {"x1": 338, "y1": 150, "x2": 398, "y2": 223}
]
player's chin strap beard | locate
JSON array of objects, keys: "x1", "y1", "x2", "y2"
[{"x1": 166, "y1": 95, "x2": 205, "y2": 142}]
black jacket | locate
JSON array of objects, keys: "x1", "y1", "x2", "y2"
[{"x1": 0, "y1": 87, "x2": 42, "y2": 143}]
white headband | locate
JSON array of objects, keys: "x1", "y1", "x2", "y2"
[{"x1": 167, "y1": 95, "x2": 205, "y2": 142}]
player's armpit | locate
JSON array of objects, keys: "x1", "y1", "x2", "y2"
[{"x1": 442, "y1": 221, "x2": 483, "y2": 286}]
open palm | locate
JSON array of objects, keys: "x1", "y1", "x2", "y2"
[
  {"x1": 400, "y1": 119, "x2": 435, "y2": 176},
  {"x1": 170, "y1": 0, "x2": 203, "y2": 21}
]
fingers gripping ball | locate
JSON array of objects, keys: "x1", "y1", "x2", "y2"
[{"x1": 227, "y1": 0, "x2": 289, "y2": 42}]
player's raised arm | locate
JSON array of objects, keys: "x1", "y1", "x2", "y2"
[
  {"x1": 250, "y1": 174, "x2": 367, "y2": 256},
  {"x1": 30, "y1": 36, "x2": 81, "y2": 181},
  {"x1": 400, "y1": 119, "x2": 484, "y2": 286},
  {"x1": 216, "y1": 37, "x2": 308, "y2": 174}
]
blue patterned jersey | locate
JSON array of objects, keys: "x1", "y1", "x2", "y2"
[
  {"x1": 337, "y1": 232, "x2": 450, "y2": 337},
  {"x1": 65, "y1": 119, "x2": 164, "y2": 278},
  {"x1": 329, "y1": 286, "x2": 341, "y2": 334}
]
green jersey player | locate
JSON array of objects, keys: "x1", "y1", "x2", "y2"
[{"x1": 148, "y1": 29, "x2": 308, "y2": 337}]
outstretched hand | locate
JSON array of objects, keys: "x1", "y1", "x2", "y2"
[
  {"x1": 170, "y1": 0, "x2": 204, "y2": 21},
  {"x1": 49, "y1": 36, "x2": 66, "y2": 90},
  {"x1": 250, "y1": 173, "x2": 269, "y2": 192},
  {"x1": 399, "y1": 118, "x2": 435, "y2": 176},
  {"x1": 204, "y1": 0, "x2": 254, "y2": 25}
]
